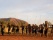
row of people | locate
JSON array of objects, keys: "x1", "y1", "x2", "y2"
[
  {"x1": 0, "y1": 23, "x2": 53, "y2": 37},
  {"x1": 20, "y1": 24, "x2": 53, "y2": 37}
]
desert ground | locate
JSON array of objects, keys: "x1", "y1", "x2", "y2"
[{"x1": 0, "y1": 35, "x2": 53, "y2": 40}]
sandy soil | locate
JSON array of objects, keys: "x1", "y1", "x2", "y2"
[{"x1": 0, "y1": 35, "x2": 53, "y2": 40}]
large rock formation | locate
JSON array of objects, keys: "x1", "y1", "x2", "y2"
[
  {"x1": 0, "y1": 18, "x2": 28, "y2": 33},
  {"x1": 0, "y1": 18, "x2": 28, "y2": 27}
]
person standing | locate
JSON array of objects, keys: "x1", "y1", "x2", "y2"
[
  {"x1": 34, "y1": 24, "x2": 38, "y2": 35},
  {"x1": 28, "y1": 24, "x2": 32, "y2": 35},
  {"x1": 1, "y1": 24, "x2": 5, "y2": 36},
  {"x1": 44, "y1": 27, "x2": 48, "y2": 37},
  {"x1": 7, "y1": 23, "x2": 11, "y2": 34},
  {"x1": 16, "y1": 26, "x2": 19, "y2": 33},
  {"x1": 26, "y1": 26, "x2": 28, "y2": 34},
  {"x1": 39, "y1": 24, "x2": 44, "y2": 37},
  {"x1": 44, "y1": 22, "x2": 48, "y2": 37},
  {"x1": 21, "y1": 25, "x2": 24, "y2": 34},
  {"x1": 31, "y1": 25, "x2": 34, "y2": 34}
]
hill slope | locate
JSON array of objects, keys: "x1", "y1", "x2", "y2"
[{"x1": 0, "y1": 18, "x2": 28, "y2": 26}]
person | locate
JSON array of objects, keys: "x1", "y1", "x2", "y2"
[
  {"x1": 7, "y1": 23, "x2": 11, "y2": 34},
  {"x1": 21, "y1": 25, "x2": 24, "y2": 34},
  {"x1": 1, "y1": 24, "x2": 5, "y2": 36},
  {"x1": 28, "y1": 24, "x2": 32, "y2": 35},
  {"x1": 1, "y1": 27, "x2": 4, "y2": 35},
  {"x1": 25, "y1": 26, "x2": 28, "y2": 34},
  {"x1": 44, "y1": 27, "x2": 48, "y2": 37},
  {"x1": 44, "y1": 23, "x2": 48, "y2": 37},
  {"x1": 44, "y1": 21, "x2": 48, "y2": 37},
  {"x1": 39, "y1": 24, "x2": 44, "y2": 37},
  {"x1": 16, "y1": 26, "x2": 19, "y2": 33},
  {"x1": 31, "y1": 25, "x2": 34, "y2": 34},
  {"x1": 0, "y1": 23, "x2": 5, "y2": 36},
  {"x1": 12, "y1": 25, "x2": 15, "y2": 33},
  {"x1": 34, "y1": 24, "x2": 38, "y2": 35}
]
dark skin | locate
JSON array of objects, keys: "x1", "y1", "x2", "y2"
[
  {"x1": 21, "y1": 25, "x2": 24, "y2": 34},
  {"x1": 0, "y1": 22, "x2": 4, "y2": 36},
  {"x1": 28, "y1": 24, "x2": 31, "y2": 34},
  {"x1": 8, "y1": 24, "x2": 11, "y2": 34}
]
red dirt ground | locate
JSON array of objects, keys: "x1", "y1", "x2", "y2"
[{"x1": 0, "y1": 35, "x2": 53, "y2": 40}]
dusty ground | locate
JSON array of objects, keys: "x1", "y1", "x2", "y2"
[{"x1": 0, "y1": 35, "x2": 53, "y2": 40}]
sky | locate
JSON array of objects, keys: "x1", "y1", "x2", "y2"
[{"x1": 0, "y1": 0, "x2": 53, "y2": 25}]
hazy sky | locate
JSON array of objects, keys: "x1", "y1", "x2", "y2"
[{"x1": 0, "y1": 0, "x2": 53, "y2": 25}]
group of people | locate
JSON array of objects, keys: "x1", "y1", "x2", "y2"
[
  {"x1": 0, "y1": 23, "x2": 53, "y2": 37},
  {"x1": 21, "y1": 24, "x2": 49, "y2": 37}
]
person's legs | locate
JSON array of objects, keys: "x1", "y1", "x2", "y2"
[
  {"x1": 22, "y1": 30, "x2": 23, "y2": 34},
  {"x1": 44, "y1": 30, "x2": 47, "y2": 37},
  {"x1": 2, "y1": 31, "x2": 4, "y2": 35}
]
